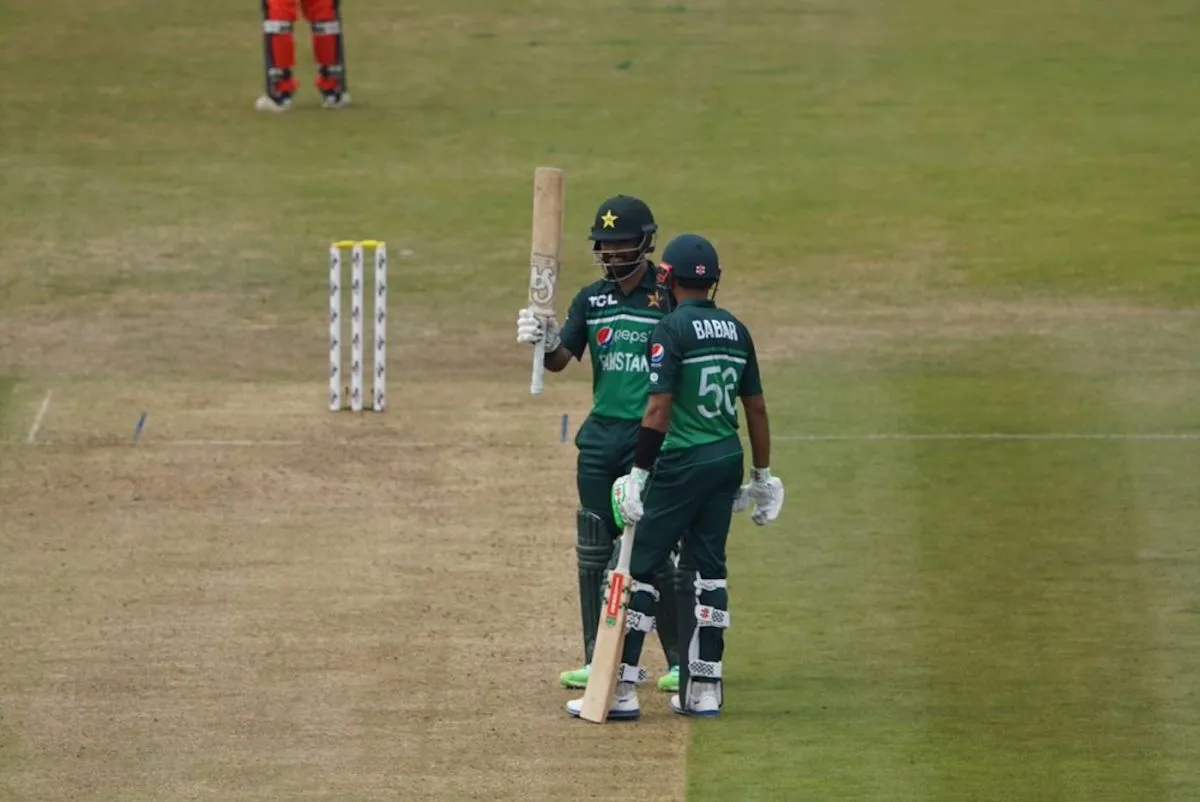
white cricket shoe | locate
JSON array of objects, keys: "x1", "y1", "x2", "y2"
[
  {"x1": 670, "y1": 682, "x2": 721, "y2": 717},
  {"x1": 254, "y1": 94, "x2": 293, "y2": 113},
  {"x1": 322, "y1": 91, "x2": 351, "y2": 109},
  {"x1": 565, "y1": 682, "x2": 640, "y2": 721}
]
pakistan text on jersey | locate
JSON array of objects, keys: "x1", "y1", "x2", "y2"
[
  {"x1": 692, "y1": 319, "x2": 739, "y2": 341},
  {"x1": 599, "y1": 352, "x2": 650, "y2": 373}
]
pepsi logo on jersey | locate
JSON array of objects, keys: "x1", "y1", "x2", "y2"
[{"x1": 596, "y1": 327, "x2": 650, "y2": 349}]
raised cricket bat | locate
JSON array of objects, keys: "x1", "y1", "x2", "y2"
[
  {"x1": 578, "y1": 524, "x2": 636, "y2": 724},
  {"x1": 528, "y1": 166, "x2": 564, "y2": 395}
]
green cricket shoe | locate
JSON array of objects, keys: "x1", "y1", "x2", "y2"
[
  {"x1": 560, "y1": 664, "x2": 590, "y2": 689},
  {"x1": 562, "y1": 664, "x2": 678, "y2": 691}
]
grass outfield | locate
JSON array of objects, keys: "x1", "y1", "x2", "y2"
[{"x1": 1, "y1": 0, "x2": 1198, "y2": 799}]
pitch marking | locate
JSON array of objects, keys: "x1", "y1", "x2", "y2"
[{"x1": 26, "y1": 391, "x2": 52, "y2": 444}]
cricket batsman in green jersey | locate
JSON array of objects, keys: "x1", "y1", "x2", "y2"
[
  {"x1": 566, "y1": 233, "x2": 785, "y2": 720},
  {"x1": 515, "y1": 194, "x2": 683, "y2": 693}
]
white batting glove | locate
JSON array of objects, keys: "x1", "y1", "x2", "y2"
[
  {"x1": 611, "y1": 467, "x2": 649, "y2": 529},
  {"x1": 516, "y1": 307, "x2": 561, "y2": 352},
  {"x1": 746, "y1": 468, "x2": 784, "y2": 526}
]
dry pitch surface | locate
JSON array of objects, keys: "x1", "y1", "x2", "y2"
[{"x1": 2, "y1": 368, "x2": 689, "y2": 800}]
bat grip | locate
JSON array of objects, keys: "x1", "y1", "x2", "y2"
[
  {"x1": 614, "y1": 524, "x2": 636, "y2": 573},
  {"x1": 530, "y1": 340, "x2": 546, "y2": 395}
]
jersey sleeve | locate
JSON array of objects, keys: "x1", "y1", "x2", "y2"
[
  {"x1": 647, "y1": 320, "x2": 682, "y2": 395},
  {"x1": 738, "y1": 326, "x2": 764, "y2": 397},
  {"x1": 558, "y1": 289, "x2": 588, "y2": 360}
]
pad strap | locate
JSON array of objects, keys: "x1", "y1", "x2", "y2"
[
  {"x1": 263, "y1": 20, "x2": 293, "y2": 33},
  {"x1": 688, "y1": 658, "x2": 723, "y2": 680},
  {"x1": 619, "y1": 663, "x2": 647, "y2": 683},
  {"x1": 694, "y1": 577, "x2": 727, "y2": 592},
  {"x1": 631, "y1": 580, "x2": 660, "y2": 602},
  {"x1": 626, "y1": 610, "x2": 656, "y2": 633},
  {"x1": 312, "y1": 20, "x2": 342, "y2": 34},
  {"x1": 695, "y1": 605, "x2": 729, "y2": 628}
]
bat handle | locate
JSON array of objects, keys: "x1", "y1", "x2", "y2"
[{"x1": 530, "y1": 340, "x2": 546, "y2": 395}]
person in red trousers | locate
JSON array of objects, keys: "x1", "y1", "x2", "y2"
[{"x1": 256, "y1": 0, "x2": 349, "y2": 112}]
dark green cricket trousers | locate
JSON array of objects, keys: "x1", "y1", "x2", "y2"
[
  {"x1": 575, "y1": 415, "x2": 639, "y2": 533},
  {"x1": 630, "y1": 439, "x2": 744, "y2": 581}
]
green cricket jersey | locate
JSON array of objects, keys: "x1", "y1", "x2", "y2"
[
  {"x1": 559, "y1": 266, "x2": 672, "y2": 421},
  {"x1": 647, "y1": 299, "x2": 763, "y2": 452}
]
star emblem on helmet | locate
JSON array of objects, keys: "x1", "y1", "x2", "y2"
[
  {"x1": 695, "y1": 264, "x2": 707, "y2": 276},
  {"x1": 601, "y1": 210, "x2": 618, "y2": 228}
]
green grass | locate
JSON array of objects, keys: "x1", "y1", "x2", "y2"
[
  {"x1": 3, "y1": 1, "x2": 1197, "y2": 310},
  {"x1": 708, "y1": 349, "x2": 1200, "y2": 800},
  {"x1": 1, "y1": 0, "x2": 1198, "y2": 799}
]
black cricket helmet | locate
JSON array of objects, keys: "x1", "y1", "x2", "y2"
[
  {"x1": 659, "y1": 233, "x2": 720, "y2": 284},
  {"x1": 588, "y1": 195, "x2": 657, "y2": 281}
]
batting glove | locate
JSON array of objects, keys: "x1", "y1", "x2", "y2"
[
  {"x1": 746, "y1": 467, "x2": 785, "y2": 526},
  {"x1": 611, "y1": 467, "x2": 649, "y2": 529},
  {"x1": 516, "y1": 307, "x2": 561, "y2": 352}
]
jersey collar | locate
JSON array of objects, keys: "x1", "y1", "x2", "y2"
[{"x1": 677, "y1": 299, "x2": 716, "y2": 308}]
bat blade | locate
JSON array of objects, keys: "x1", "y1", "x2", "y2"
[
  {"x1": 528, "y1": 166, "x2": 564, "y2": 396},
  {"x1": 579, "y1": 524, "x2": 636, "y2": 723}
]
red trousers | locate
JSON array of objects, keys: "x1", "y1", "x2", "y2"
[{"x1": 261, "y1": 0, "x2": 346, "y2": 98}]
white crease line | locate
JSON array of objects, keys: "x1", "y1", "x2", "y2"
[
  {"x1": 26, "y1": 391, "x2": 52, "y2": 444},
  {"x1": 773, "y1": 432, "x2": 1200, "y2": 442},
  {"x1": 161, "y1": 433, "x2": 1197, "y2": 446}
]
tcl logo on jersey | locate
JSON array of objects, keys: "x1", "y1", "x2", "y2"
[
  {"x1": 650, "y1": 343, "x2": 665, "y2": 365},
  {"x1": 588, "y1": 294, "x2": 620, "y2": 308},
  {"x1": 595, "y1": 327, "x2": 649, "y2": 349}
]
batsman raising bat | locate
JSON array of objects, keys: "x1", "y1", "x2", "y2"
[
  {"x1": 567, "y1": 233, "x2": 784, "y2": 720},
  {"x1": 516, "y1": 194, "x2": 684, "y2": 693}
]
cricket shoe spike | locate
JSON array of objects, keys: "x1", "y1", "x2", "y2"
[
  {"x1": 670, "y1": 683, "x2": 721, "y2": 717},
  {"x1": 322, "y1": 91, "x2": 351, "y2": 109},
  {"x1": 254, "y1": 94, "x2": 293, "y2": 113},
  {"x1": 559, "y1": 664, "x2": 590, "y2": 689},
  {"x1": 565, "y1": 681, "x2": 640, "y2": 721}
]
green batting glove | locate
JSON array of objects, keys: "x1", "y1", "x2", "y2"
[{"x1": 611, "y1": 468, "x2": 649, "y2": 529}]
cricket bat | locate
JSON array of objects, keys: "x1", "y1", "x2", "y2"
[
  {"x1": 527, "y1": 166, "x2": 564, "y2": 395},
  {"x1": 578, "y1": 524, "x2": 636, "y2": 724}
]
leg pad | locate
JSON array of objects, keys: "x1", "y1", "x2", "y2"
[
  {"x1": 677, "y1": 572, "x2": 729, "y2": 711},
  {"x1": 577, "y1": 509, "x2": 615, "y2": 664}
]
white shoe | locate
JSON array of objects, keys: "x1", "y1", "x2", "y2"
[
  {"x1": 669, "y1": 682, "x2": 721, "y2": 717},
  {"x1": 565, "y1": 681, "x2": 640, "y2": 721},
  {"x1": 322, "y1": 91, "x2": 351, "y2": 109},
  {"x1": 254, "y1": 94, "x2": 293, "y2": 113}
]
